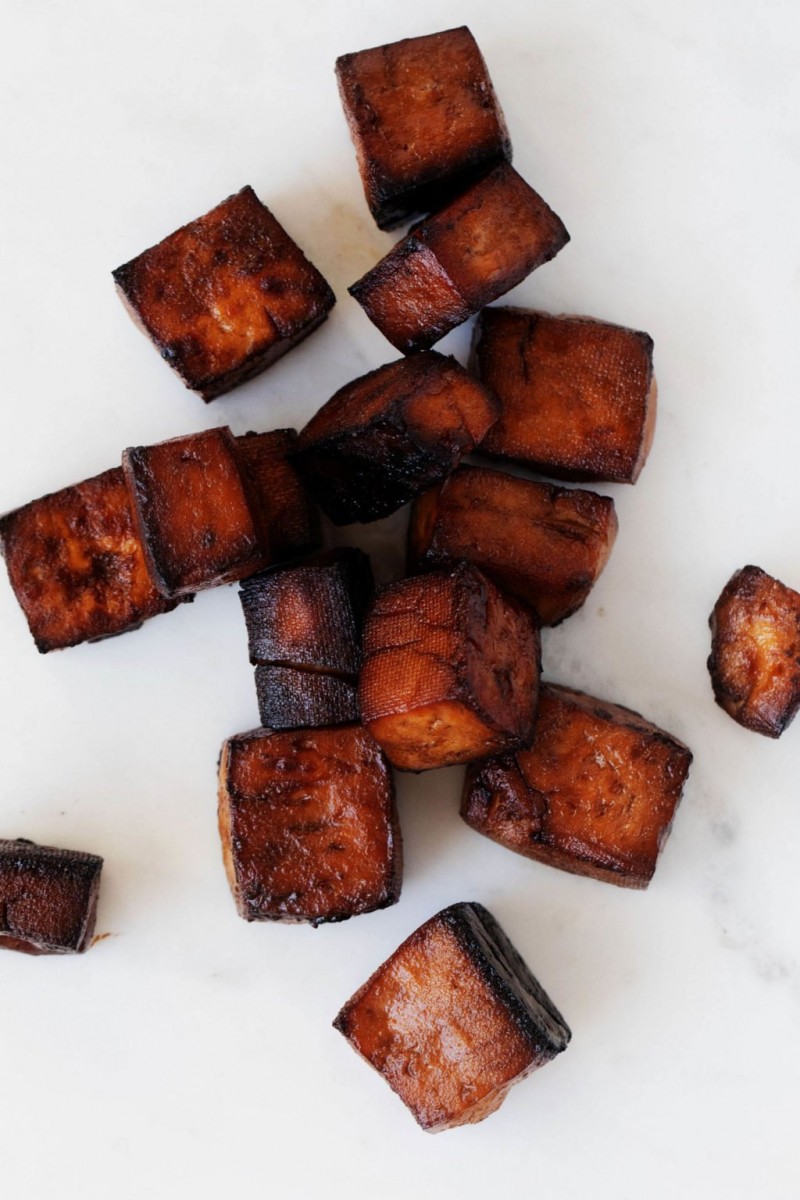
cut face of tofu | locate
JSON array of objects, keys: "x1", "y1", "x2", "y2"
[
  {"x1": 0, "y1": 839, "x2": 103, "y2": 954},
  {"x1": 234, "y1": 430, "x2": 320, "y2": 560}
]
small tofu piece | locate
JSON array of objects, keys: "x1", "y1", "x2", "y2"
[
  {"x1": 708, "y1": 565, "x2": 800, "y2": 738},
  {"x1": 292, "y1": 352, "x2": 498, "y2": 524},
  {"x1": 474, "y1": 308, "x2": 656, "y2": 483},
  {"x1": 336, "y1": 26, "x2": 512, "y2": 230},
  {"x1": 0, "y1": 839, "x2": 103, "y2": 955},
  {"x1": 409, "y1": 465, "x2": 617, "y2": 625},
  {"x1": 123, "y1": 427, "x2": 267, "y2": 598},
  {"x1": 255, "y1": 666, "x2": 359, "y2": 730},
  {"x1": 349, "y1": 164, "x2": 569, "y2": 354},
  {"x1": 0, "y1": 467, "x2": 179, "y2": 653},
  {"x1": 234, "y1": 430, "x2": 320, "y2": 559},
  {"x1": 113, "y1": 186, "x2": 335, "y2": 401},
  {"x1": 359, "y1": 563, "x2": 539, "y2": 770},
  {"x1": 463, "y1": 685, "x2": 693, "y2": 889},
  {"x1": 218, "y1": 725, "x2": 401, "y2": 924},
  {"x1": 333, "y1": 901, "x2": 570, "y2": 1131}
]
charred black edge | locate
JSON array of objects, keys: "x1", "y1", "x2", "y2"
[{"x1": 255, "y1": 665, "x2": 361, "y2": 730}]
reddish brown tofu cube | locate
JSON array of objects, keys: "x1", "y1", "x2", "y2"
[
  {"x1": 359, "y1": 563, "x2": 539, "y2": 770},
  {"x1": 217, "y1": 725, "x2": 402, "y2": 925},
  {"x1": 409, "y1": 465, "x2": 617, "y2": 625},
  {"x1": 113, "y1": 186, "x2": 335, "y2": 401},
  {"x1": 292, "y1": 352, "x2": 498, "y2": 523},
  {"x1": 255, "y1": 666, "x2": 359, "y2": 730},
  {"x1": 349, "y1": 164, "x2": 569, "y2": 354},
  {"x1": 234, "y1": 430, "x2": 320, "y2": 560},
  {"x1": 0, "y1": 839, "x2": 103, "y2": 955},
  {"x1": 708, "y1": 565, "x2": 800, "y2": 738},
  {"x1": 336, "y1": 26, "x2": 511, "y2": 230},
  {"x1": 334, "y1": 901, "x2": 571, "y2": 1131},
  {"x1": 123, "y1": 427, "x2": 267, "y2": 598},
  {"x1": 0, "y1": 467, "x2": 179, "y2": 653},
  {"x1": 474, "y1": 308, "x2": 656, "y2": 483},
  {"x1": 463, "y1": 685, "x2": 693, "y2": 888}
]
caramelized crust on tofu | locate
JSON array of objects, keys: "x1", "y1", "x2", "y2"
[
  {"x1": 409, "y1": 465, "x2": 617, "y2": 625},
  {"x1": 350, "y1": 164, "x2": 569, "y2": 354},
  {"x1": 463, "y1": 685, "x2": 693, "y2": 888},
  {"x1": 218, "y1": 725, "x2": 401, "y2": 924},
  {"x1": 474, "y1": 308, "x2": 656, "y2": 483},
  {"x1": 234, "y1": 430, "x2": 320, "y2": 559},
  {"x1": 113, "y1": 186, "x2": 335, "y2": 401},
  {"x1": 359, "y1": 563, "x2": 539, "y2": 770},
  {"x1": 336, "y1": 26, "x2": 512, "y2": 230},
  {"x1": 292, "y1": 352, "x2": 498, "y2": 523},
  {"x1": 333, "y1": 901, "x2": 570, "y2": 1131},
  {"x1": 123, "y1": 427, "x2": 267, "y2": 598},
  {"x1": 255, "y1": 665, "x2": 359, "y2": 730},
  {"x1": 708, "y1": 565, "x2": 800, "y2": 738},
  {"x1": 0, "y1": 467, "x2": 179, "y2": 653},
  {"x1": 0, "y1": 839, "x2": 103, "y2": 954}
]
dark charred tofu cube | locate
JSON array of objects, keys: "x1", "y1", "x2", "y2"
[
  {"x1": 349, "y1": 165, "x2": 569, "y2": 354},
  {"x1": 123, "y1": 427, "x2": 267, "y2": 598},
  {"x1": 255, "y1": 666, "x2": 359, "y2": 730},
  {"x1": 0, "y1": 839, "x2": 103, "y2": 955},
  {"x1": 463, "y1": 685, "x2": 693, "y2": 889},
  {"x1": 292, "y1": 352, "x2": 498, "y2": 524},
  {"x1": 217, "y1": 725, "x2": 401, "y2": 924},
  {"x1": 708, "y1": 565, "x2": 800, "y2": 738},
  {"x1": 336, "y1": 26, "x2": 512, "y2": 230},
  {"x1": 234, "y1": 429, "x2": 320, "y2": 559},
  {"x1": 474, "y1": 308, "x2": 656, "y2": 483},
  {"x1": 409, "y1": 465, "x2": 617, "y2": 626},
  {"x1": 333, "y1": 901, "x2": 570, "y2": 1131},
  {"x1": 0, "y1": 467, "x2": 179, "y2": 653},
  {"x1": 359, "y1": 563, "x2": 539, "y2": 770},
  {"x1": 113, "y1": 186, "x2": 335, "y2": 401}
]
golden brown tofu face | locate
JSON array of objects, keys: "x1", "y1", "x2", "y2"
[
  {"x1": 334, "y1": 901, "x2": 570, "y2": 1131},
  {"x1": 0, "y1": 839, "x2": 103, "y2": 955},
  {"x1": 359, "y1": 563, "x2": 539, "y2": 770},
  {"x1": 234, "y1": 430, "x2": 320, "y2": 560},
  {"x1": 218, "y1": 725, "x2": 401, "y2": 925},
  {"x1": 124, "y1": 427, "x2": 266, "y2": 598},
  {"x1": 336, "y1": 26, "x2": 511, "y2": 230},
  {"x1": 474, "y1": 308, "x2": 656, "y2": 483},
  {"x1": 350, "y1": 165, "x2": 569, "y2": 354},
  {"x1": 293, "y1": 352, "x2": 498, "y2": 524},
  {"x1": 409, "y1": 465, "x2": 617, "y2": 626},
  {"x1": 113, "y1": 186, "x2": 335, "y2": 400},
  {"x1": 708, "y1": 566, "x2": 800, "y2": 738},
  {"x1": 463, "y1": 685, "x2": 693, "y2": 888},
  {"x1": 0, "y1": 467, "x2": 178, "y2": 653}
]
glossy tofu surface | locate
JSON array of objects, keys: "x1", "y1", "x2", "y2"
[
  {"x1": 234, "y1": 430, "x2": 320, "y2": 560},
  {"x1": 0, "y1": 839, "x2": 103, "y2": 954},
  {"x1": 255, "y1": 665, "x2": 360, "y2": 730}
]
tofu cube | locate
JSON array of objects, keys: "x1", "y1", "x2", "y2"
[
  {"x1": 0, "y1": 839, "x2": 103, "y2": 954},
  {"x1": 254, "y1": 666, "x2": 359, "y2": 730},
  {"x1": 333, "y1": 901, "x2": 571, "y2": 1131},
  {"x1": 234, "y1": 429, "x2": 320, "y2": 560}
]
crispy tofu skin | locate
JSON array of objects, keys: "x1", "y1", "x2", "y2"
[
  {"x1": 234, "y1": 430, "x2": 320, "y2": 560},
  {"x1": 708, "y1": 565, "x2": 800, "y2": 738},
  {"x1": 333, "y1": 901, "x2": 570, "y2": 1131},
  {"x1": 0, "y1": 467, "x2": 180, "y2": 653},
  {"x1": 113, "y1": 186, "x2": 335, "y2": 401},
  {"x1": 409, "y1": 465, "x2": 617, "y2": 626},
  {"x1": 474, "y1": 308, "x2": 656, "y2": 483},
  {"x1": 349, "y1": 165, "x2": 569, "y2": 354},
  {"x1": 336, "y1": 26, "x2": 511, "y2": 230},
  {"x1": 0, "y1": 839, "x2": 103, "y2": 955},
  {"x1": 217, "y1": 725, "x2": 401, "y2": 925},
  {"x1": 255, "y1": 666, "x2": 360, "y2": 730},
  {"x1": 123, "y1": 427, "x2": 267, "y2": 598},
  {"x1": 359, "y1": 563, "x2": 539, "y2": 771},
  {"x1": 463, "y1": 685, "x2": 693, "y2": 888}
]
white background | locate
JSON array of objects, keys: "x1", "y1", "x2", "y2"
[{"x1": 1, "y1": 2, "x2": 798, "y2": 1196}]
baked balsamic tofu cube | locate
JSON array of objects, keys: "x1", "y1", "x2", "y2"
[
  {"x1": 463, "y1": 685, "x2": 693, "y2": 888},
  {"x1": 409, "y1": 465, "x2": 617, "y2": 626},
  {"x1": 234, "y1": 430, "x2": 320, "y2": 559},
  {"x1": 474, "y1": 308, "x2": 656, "y2": 483},
  {"x1": 708, "y1": 565, "x2": 800, "y2": 738},
  {"x1": 0, "y1": 467, "x2": 180, "y2": 653},
  {"x1": 359, "y1": 563, "x2": 539, "y2": 770},
  {"x1": 336, "y1": 26, "x2": 512, "y2": 230},
  {"x1": 333, "y1": 901, "x2": 570, "y2": 1131},
  {"x1": 0, "y1": 839, "x2": 103, "y2": 954},
  {"x1": 113, "y1": 186, "x2": 335, "y2": 401},
  {"x1": 123, "y1": 427, "x2": 267, "y2": 598},
  {"x1": 292, "y1": 352, "x2": 498, "y2": 523},
  {"x1": 255, "y1": 666, "x2": 359, "y2": 730},
  {"x1": 218, "y1": 725, "x2": 401, "y2": 924},
  {"x1": 349, "y1": 164, "x2": 569, "y2": 354}
]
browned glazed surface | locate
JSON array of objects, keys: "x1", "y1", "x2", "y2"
[
  {"x1": 255, "y1": 665, "x2": 359, "y2": 729},
  {"x1": 0, "y1": 839, "x2": 103, "y2": 954},
  {"x1": 234, "y1": 430, "x2": 320, "y2": 559}
]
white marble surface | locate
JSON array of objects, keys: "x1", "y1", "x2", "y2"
[{"x1": 1, "y1": 1, "x2": 798, "y2": 1196}]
